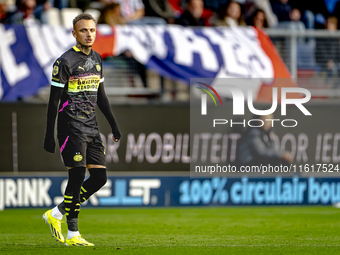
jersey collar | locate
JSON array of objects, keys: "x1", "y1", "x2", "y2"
[
  {"x1": 72, "y1": 45, "x2": 92, "y2": 55},
  {"x1": 73, "y1": 45, "x2": 81, "y2": 52}
]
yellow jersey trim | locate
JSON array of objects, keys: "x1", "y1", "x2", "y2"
[{"x1": 73, "y1": 46, "x2": 81, "y2": 52}]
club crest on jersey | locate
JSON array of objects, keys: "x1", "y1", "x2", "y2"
[
  {"x1": 96, "y1": 64, "x2": 101, "y2": 72},
  {"x1": 53, "y1": 66, "x2": 58, "y2": 76}
]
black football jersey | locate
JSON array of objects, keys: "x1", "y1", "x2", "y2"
[{"x1": 51, "y1": 46, "x2": 104, "y2": 135}]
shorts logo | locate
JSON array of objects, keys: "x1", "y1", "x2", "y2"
[
  {"x1": 96, "y1": 64, "x2": 101, "y2": 72},
  {"x1": 53, "y1": 66, "x2": 59, "y2": 76},
  {"x1": 73, "y1": 153, "x2": 83, "y2": 162}
]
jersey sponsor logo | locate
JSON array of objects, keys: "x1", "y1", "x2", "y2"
[
  {"x1": 68, "y1": 74, "x2": 100, "y2": 93},
  {"x1": 96, "y1": 64, "x2": 101, "y2": 72},
  {"x1": 73, "y1": 153, "x2": 83, "y2": 162},
  {"x1": 53, "y1": 66, "x2": 59, "y2": 76}
]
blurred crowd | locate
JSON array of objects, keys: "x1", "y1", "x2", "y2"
[
  {"x1": 2, "y1": 0, "x2": 340, "y2": 98},
  {"x1": 1, "y1": 0, "x2": 340, "y2": 31}
]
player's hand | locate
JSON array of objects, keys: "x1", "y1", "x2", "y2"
[
  {"x1": 112, "y1": 129, "x2": 121, "y2": 142},
  {"x1": 112, "y1": 134, "x2": 120, "y2": 142},
  {"x1": 44, "y1": 136, "x2": 55, "y2": 153}
]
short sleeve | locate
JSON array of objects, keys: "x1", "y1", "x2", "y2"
[{"x1": 51, "y1": 58, "x2": 69, "y2": 88}]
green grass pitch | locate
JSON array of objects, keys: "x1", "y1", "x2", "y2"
[{"x1": 1, "y1": 207, "x2": 340, "y2": 254}]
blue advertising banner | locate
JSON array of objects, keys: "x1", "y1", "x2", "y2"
[{"x1": 1, "y1": 176, "x2": 340, "y2": 211}]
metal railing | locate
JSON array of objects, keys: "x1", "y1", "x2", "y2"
[
  {"x1": 265, "y1": 29, "x2": 340, "y2": 76},
  {"x1": 265, "y1": 29, "x2": 340, "y2": 98}
]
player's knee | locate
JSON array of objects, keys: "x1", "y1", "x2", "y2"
[
  {"x1": 89, "y1": 168, "x2": 107, "y2": 188},
  {"x1": 66, "y1": 167, "x2": 86, "y2": 196}
]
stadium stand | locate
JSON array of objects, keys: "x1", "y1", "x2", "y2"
[
  {"x1": 45, "y1": 7, "x2": 61, "y2": 26},
  {"x1": 2, "y1": 0, "x2": 340, "y2": 101},
  {"x1": 61, "y1": 7, "x2": 82, "y2": 28},
  {"x1": 84, "y1": 8, "x2": 100, "y2": 22}
]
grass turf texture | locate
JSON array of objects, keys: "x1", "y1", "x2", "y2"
[{"x1": 0, "y1": 207, "x2": 340, "y2": 254}]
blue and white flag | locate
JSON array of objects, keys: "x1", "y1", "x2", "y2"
[
  {"x1": 0, "y1": 24, "x2": 73, "y2": 101},
  {"x1": 0, "y1": 24, "x2": 294, "y2": 101}
]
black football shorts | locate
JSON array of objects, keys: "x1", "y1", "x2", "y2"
[{"x1": 58, "y1": 132, "x2": 106, "y2": 168}]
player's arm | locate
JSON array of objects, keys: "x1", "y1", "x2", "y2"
[
  {"x1": 97, "y1": 82, "x2": 121, "y2": 142},
  {"x1": 44, "y1": 86, "x2": 63, "y2": 153},
  {"x1": 44, "y1": 59, "x2": 69, "y2": 153}
]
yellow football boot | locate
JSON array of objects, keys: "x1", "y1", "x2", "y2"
[
  {"x1": 42, "y1": 209, "x2": 64, "y2": 243},
  {"x1": 65, "y1": 235, "x2": 94, "y2": 246}
]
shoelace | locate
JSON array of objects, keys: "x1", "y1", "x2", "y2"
[{"x1": 75, "y1": 236, "x2": 87, "y2": 242}]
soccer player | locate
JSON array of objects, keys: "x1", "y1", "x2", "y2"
[{"x1": 42, "y1": 13, "x2": 121, "y2": 246}]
